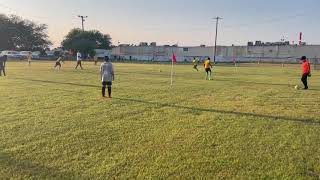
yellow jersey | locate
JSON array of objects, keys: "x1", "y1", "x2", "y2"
[{"x1": 204, "y1": 60, "x2": 211, "y2": 69}]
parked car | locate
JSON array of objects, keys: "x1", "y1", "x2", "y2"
[
  {"x1": 0, "y1": 51, "x2": 23, "y2": 59},
  {"x1": 19, "y1": 51, "x2": 32, "y2": 59},
  {"x1": 31, "y1": 51, "x2": 41, "y2": 60}
]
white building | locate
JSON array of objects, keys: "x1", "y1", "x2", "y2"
[{"x1": 111, "y1": 44, "x2": 320, "y2": 63}]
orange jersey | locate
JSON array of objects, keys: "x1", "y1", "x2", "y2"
[{"x1": 302, "y1": 61, "x2": 310, "y2": 74}]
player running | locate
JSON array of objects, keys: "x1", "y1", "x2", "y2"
[
  {"x1": 27, "y1": 52, "x2": 32, "y2": 66},
  {"x1": 300, "y1": 56, "x2": 311, "y2": 90},
  {"x1": 75, "y1": 51, "x2": 83, "y2": 69},
  {"x1": 54, "y1": 56, "x2": 64, "y2": 70},
  {"x1": 94, "y1": 55, "x2": 98, "y2": 65},
  {"x1": 204, "y1": 57, "x2": 213, "y2": 80},
  {"x1": 0, "y1": 55, "x2": 7, "y2": 76},
  {"x1": 192, "y1": 57, "x2": 199, "y2": 71},
  {"x1": 100, "y1": 56, "x2": 115, "y2": 98}
]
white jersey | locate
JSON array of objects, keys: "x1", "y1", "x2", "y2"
[
  {"x1": 28, "y1": 54, "x2": 32, "y2": 61},
  {"x1": 77, "y1": 52, "x2": 82, "y2": 61},
  {"x1": 100, "y1": 62, "x2": 114, "y2": 82}
]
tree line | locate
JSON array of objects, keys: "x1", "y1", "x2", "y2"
[{"x1": 0, "y1": 14, "x2": 112, "y2": 55}]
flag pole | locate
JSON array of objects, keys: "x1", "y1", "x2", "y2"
[
  {"x1": 171, "y1": 62, "x2": 173, "y2": 86},
  {"x1": 171, "y1": 54, "x2": 174, "y2": 86}
]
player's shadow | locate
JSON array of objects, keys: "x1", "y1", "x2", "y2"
[
  {"x1": 15, "y1": 78, "x2": 100, "y2": 88},
  {"x1": 114, "y1": 97, "x2": 320, "y2": 126},
  {"x1": 0, "y1": 151, "x2": 85, "y2": 179},
  {"x1": 215, "y1": 78, "x2": 320, "y2": 89},
  {"x1": 215, "y1": 78, "x2": 293, "y2": 87}
]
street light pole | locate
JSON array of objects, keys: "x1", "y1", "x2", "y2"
[
  {"x1": 78, "y1": 15, "x2": 88, "y2": 31},
  {"x1": 213, "y1": 17, "x2": 222, "y2": 63}
]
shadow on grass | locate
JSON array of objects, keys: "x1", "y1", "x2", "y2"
[
  {"x1": 215, "y1": 78, "x2": 320, "y2": 90},
  {"x1": 15, "y1": 78, "x2": 100, "y2": 88},
  {"x1": 14, "y1": 78, "x2": 320, "y2": 125},
  {"x1": 214, "y1": 78, "x2": 294, "y2": 87},
  {"x1": 0, "y1": 151, "x2": 84, "y2": 179},
  {"x1": 114, "y1": 97, "x2": 320, "y2": 126}
]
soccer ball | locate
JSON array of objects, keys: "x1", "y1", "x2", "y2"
[{"x1": 295, "y1": 85, "x2": 299, "y2": 90}]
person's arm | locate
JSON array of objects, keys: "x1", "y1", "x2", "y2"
[
  {"x1": 100, "y1": 65, "x2": 103, "y2": 79},
  {"x1": 112, "y1": 66, "x2": 115, "y2": 81},
  {"x1": 309, "y1": 62, "x2": 311, "y2": 73}
]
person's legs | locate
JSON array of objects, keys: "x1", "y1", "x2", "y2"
[
  {"x1": 79, "y1": 61, "x2": 83, "y2": 69},
  {"x1": 208, "y1": 69, "x2": 212, "y2": 80},
  {"x1": 301, "y1": 73, "x2": 308, "y2": 89},
  {"x1": 107, "y1": 82, "x2": 112, "y2": 98},
  {"x1": 107, "y1": 87, "x2": 112, "y2": 98},
  {"x1": 205, "y1": 70, "x2": 208, "y2": 80},
  {"x1": 102, "y1": 82, "x2": 107, "y2": 97},
  {"x1": 2, "y1": 67, "x2": 5, "y2": 76},
  {"x1": 75, "y1": 61, "x2": 79, "y2": 69}
]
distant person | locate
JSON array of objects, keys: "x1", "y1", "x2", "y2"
[
  {"x1": 300, "y1": 56, "x2": 311, "y2": 90},
  {"x1": 75, "y1": 51, "x2": 83, "y2": 69},
  {"x1": 27, "y1": 52, "x2": 32, "y2": 66},
  {"x1": 100, "y1": 56, "x2": 114, "y2": 98},
  {"x1": 0, "y1": 55, "x2": 7, "y2": 76},
  {"x1": 204, "y1": 57, "x2": 213, "y2": 80},
  {"x1": 94, "y1": 55, "x2": 98, "y2": 65},
  {"x1": 54, "y1": 56, "x2": 64, "y2": 70},
  {"x1": 192, "y1": 57, "x2": 199, "y2": 71}
]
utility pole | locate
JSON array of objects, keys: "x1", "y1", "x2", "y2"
[
  {"x1": 213, "y1": 17, "x2": 222, "y2": 63},
  {"x1": 78, "y1": 15, "x2": 88, "y2": 31}
]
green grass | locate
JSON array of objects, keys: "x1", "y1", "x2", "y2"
[{"x1": 1, "y1": 61, "x2": 320, "y2": 179}]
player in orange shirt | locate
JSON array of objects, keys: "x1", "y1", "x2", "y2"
[{"x1": 300, "y1": 56, "x2": 311, "y2": 90}]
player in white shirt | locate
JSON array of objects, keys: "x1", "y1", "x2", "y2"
[
  {"x1": 27, "y1": 52, "x2": 32, "y2": 66},
  {"x1": 100, "y1": 56, "x2": 114, "y2": 98},
  {"x1": 75, "y1": 51, "x2": 83, "y2": 69}
]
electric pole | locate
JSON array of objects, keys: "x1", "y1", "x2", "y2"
[
  {"x1": 78, "y1": 15, "x2": 88, "y2": 31},
  {"x1": 213, "y1": 17, "x2": 222, "y2": 63}
]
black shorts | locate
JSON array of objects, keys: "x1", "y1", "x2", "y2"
[
  {"x1": 205, "y1": 68, "x2": 211, "y2": 73},
  {"x1": 55, "y1": 62, "x2": 61, "y2": 66},
  {"x1": 193, "y1": 65, "x2": 198, "y2": 68},
  {"x1": 102, "y1": 81, "x2": 112, "y2": 87}
]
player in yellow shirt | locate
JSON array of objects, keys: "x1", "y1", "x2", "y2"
[
  {"x1": 204, "y1": 57, "x2": 213, "y2": 80},
  {"x1": 192, "y1": 57, "x2": 199, "y2": 71}
]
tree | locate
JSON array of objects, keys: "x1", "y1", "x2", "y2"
[
  {"x1": 61, "y1": 29, "x2": 112, "y2": 56},
  {"x1": 0, "y1": 14, "x2": 52, "y2": 51}
]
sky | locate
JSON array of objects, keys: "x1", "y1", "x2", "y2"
[{"x1": 0, "y1": 0, "x2": 319, "y2": 47}]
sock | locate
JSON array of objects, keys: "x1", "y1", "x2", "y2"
[
  {"x1": 108, "y1": 87, "x2": 112, "y2": 97},
  {"x1": 102, "y1": 87, "x2": 106, "y2": 97}
]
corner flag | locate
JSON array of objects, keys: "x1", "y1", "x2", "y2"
[
  {"x1": 172, "y1": 53, "x2": 177, "y2": 63},
  {"x1": 171, "y1": 53, "x2": 177, "y2": 86}
]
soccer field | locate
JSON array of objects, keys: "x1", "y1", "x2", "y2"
[{"x1": 0, "y1": 61, "x2": 320, "y2": 179}]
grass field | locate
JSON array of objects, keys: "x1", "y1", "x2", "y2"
[{"x1": 1, "y1": 61, "x2": 320, "y2": 179}]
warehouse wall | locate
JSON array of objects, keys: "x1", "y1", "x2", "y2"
[{"x1": 112, "y1": 45, "x2": 320, "y2": 62}]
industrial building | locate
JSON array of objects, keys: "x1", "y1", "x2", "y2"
[{"x1": 111, "y1": 43, "x2": 320, "y2": 63}]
